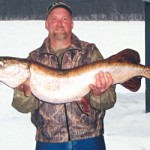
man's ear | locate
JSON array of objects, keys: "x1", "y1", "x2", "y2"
[
  {"x1": 71, "y1": 20, "x2": 74, "y2": 29},
  {"x1": 45, "y1": 21, "x2": 48, "y2": 30}
]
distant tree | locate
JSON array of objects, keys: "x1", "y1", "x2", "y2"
[{"x1": 0, "y1": 0, "x2": 145, "y2": 20}]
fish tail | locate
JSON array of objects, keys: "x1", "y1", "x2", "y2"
[{"x1": 108, "y1": 48, "x2": 141, "y2": 92}]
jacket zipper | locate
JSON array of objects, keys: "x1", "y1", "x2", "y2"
[
  {"x1": 56, "y1": 54, "x2": 71, "y2": 141},
  {"x1": 64, "y1": 104, "x2": 71, "y2": 141}
]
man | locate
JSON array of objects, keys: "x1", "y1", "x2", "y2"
[{"x1": 12, "y1": 1, "x2": 116, "y2": 150}]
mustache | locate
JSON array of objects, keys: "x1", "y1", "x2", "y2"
[{"x1": 55, "y1": 26, "x2": 65, "y2": 30}]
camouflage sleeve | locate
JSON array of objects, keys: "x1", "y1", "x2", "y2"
[
  {"x1": 90, "y1": 85, "x2": 116, "y2": 110},
  {"x1": 89, "y1": 45, "x2": 116, "y2": 110},
  {"x1": 12, "y1": 88, "x2": 39, "y2": 113}
]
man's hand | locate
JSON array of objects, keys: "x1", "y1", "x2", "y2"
[
  {"x1": 89, "y1": 72, "x2": 113, "y2": 96},
  {"x1": 17, "y1": 79, "x2": 31, "y2": 97}
]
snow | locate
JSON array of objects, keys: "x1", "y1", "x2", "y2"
[{"x1": 0, "y1": 21, "x2": 150, "y2": 150}]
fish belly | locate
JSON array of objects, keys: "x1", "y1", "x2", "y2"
[{"x1": 29, "y1": 69, "x2": 95, "y2": 103}]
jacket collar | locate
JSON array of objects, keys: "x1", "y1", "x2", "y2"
[{"x1": 39, "y1": 33, "x2": 82, "y2": 55}]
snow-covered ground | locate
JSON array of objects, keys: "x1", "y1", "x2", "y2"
[{"x1": 0, "y1": 21, "x2": 149, "y2": 150}]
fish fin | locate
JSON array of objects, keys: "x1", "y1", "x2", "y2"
[
  {"x1": 107, "y1": 48, "x2": 140, "y2": 64},
  {"x1": 107, "y1": 48, "x2": 142, "y2": 91},
  {"x1": 77, "y1": 97, "x2": 91, "y2": 116},
  {"x1": 121, "y1": 77, "x2": 142, "y2": 92}
]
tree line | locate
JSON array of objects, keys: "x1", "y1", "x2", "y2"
[{"x1": 0, "y1": 0, "x2": 145, "y2": 20}]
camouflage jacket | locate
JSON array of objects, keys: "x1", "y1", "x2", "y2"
[{"x1": 12, "y1": 33, "x2": 116, "y2": 143}]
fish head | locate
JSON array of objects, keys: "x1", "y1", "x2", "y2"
[
  {"x1": 0, "y1": 57, "x2": 30, "y2": 88},
  {"x1": 0, "y1": 58, "x2": 20, "y2": 77}
]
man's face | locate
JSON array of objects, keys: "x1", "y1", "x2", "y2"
[{"x1": 45, "y1": 7, "x2": 74, "y2": 41}]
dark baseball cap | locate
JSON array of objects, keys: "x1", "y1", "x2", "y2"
[{"x1": 47, "y1": 1, "x2": 72, "y2": 17}]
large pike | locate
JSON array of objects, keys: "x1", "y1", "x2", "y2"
[{"x1": 0, "y1": 49, "x2": 149, "y2": 103}]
